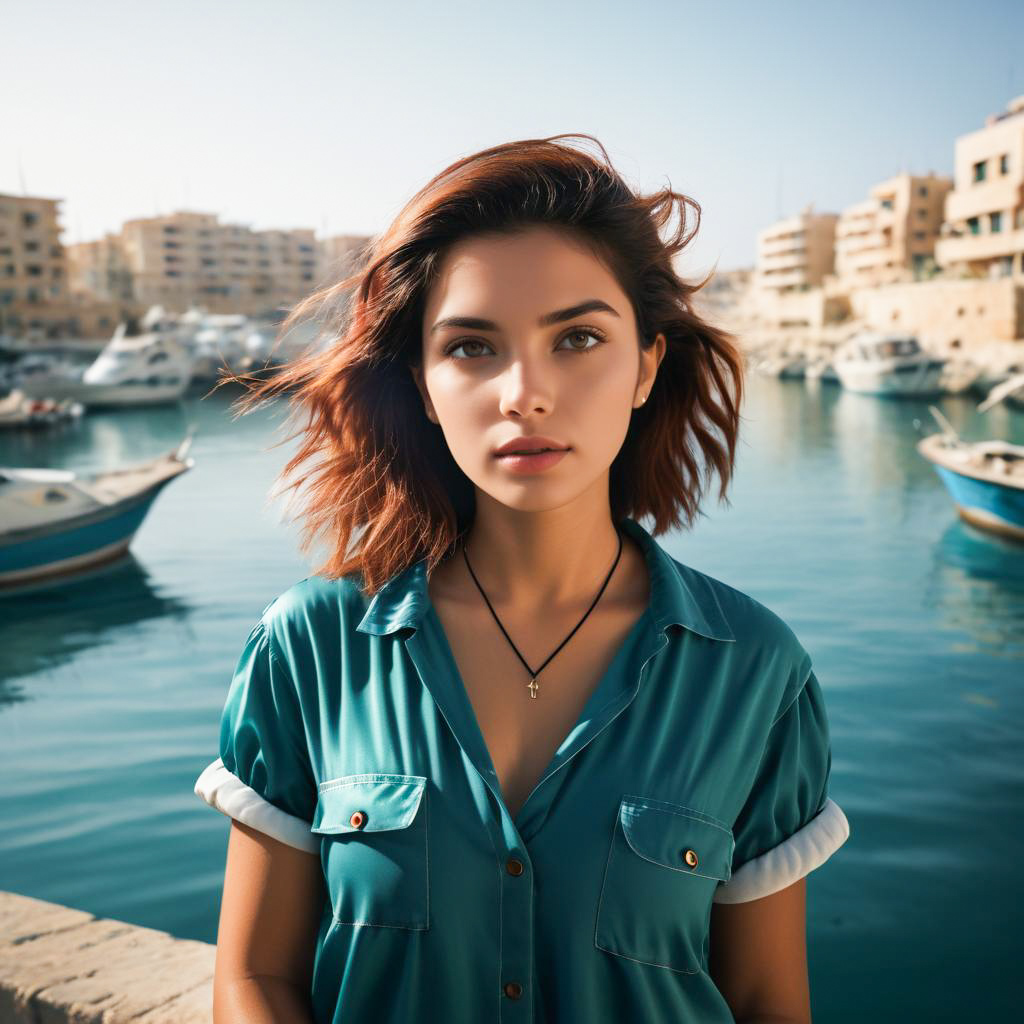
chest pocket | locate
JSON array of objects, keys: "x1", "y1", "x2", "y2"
[
  {"x1": 595, "y1": 795, "x2": 734, "y2": 973},
  {"x1": 311, "y1": 773, "x2": 429, "y2": 930}
]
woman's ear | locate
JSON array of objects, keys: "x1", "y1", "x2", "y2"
[
  {"x1": 409, "y1": 363, "x2": 438, "y2": 423},
  {"x1": 634, "y1": 333, "x2": 667, "y2": 407}
]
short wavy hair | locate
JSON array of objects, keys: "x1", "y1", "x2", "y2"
[{"x1": 230, "y1": 133, "x2": 744, "y2": 595}]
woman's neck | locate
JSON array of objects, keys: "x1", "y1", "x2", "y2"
[{"x1": 456, "y1": 500, "x2": 628, "y2": 612}]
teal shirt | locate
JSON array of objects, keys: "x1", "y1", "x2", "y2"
[{"x1": 195, "y1": 515, "x2": 850, "y2": 1023}]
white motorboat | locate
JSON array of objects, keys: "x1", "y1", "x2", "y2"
[
  {"x1": 804, "y1": 358, "x2": 839, "y2": 383},
  {"x1": 15, "y1": 321, "x2": 194, "y2": 407},
  {"x1": 939, "y1": 360, "x2": 983, "y2": 395},
  {"x1": 0, "y1": 432, "x2": 195, "y2": 588},
  {"x1": 184, "y1": 313, "x2": 253, "y2": 381},
  {"x1": 833, "y1": 332, "x2": 946, "y2": 397},
  {"x1": 755, "y1": 353, "x2": 807, "y2": 379}
]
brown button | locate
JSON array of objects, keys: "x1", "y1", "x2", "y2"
[
  {"x1": 349, "y1": 810, "x2": 367, "y2": 829},
  {"x1": 506, "y1": 857, "x2": 524, "y2": 876},
  {"x1": 682, "y1": 848, "x2": 698, "y2": 869},
  {"x1": 503, "y1": 981, "x2": 523, "y2": 1000}
]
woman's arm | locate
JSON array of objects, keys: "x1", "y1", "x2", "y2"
[
  {"x1": 213, "y1": 820, "x2": 326, "y2": 1024},
  {"x1": 708, "y1": 877, "x2": 812, "y2": 1024}
]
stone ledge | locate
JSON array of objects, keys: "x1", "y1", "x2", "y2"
[{"x1": 0, "y1": 890, "x2": 213, "y2": 1023}]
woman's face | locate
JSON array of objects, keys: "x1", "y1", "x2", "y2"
[{"x1": 413, "y1": 224, "x2": 664, "y2": 513}]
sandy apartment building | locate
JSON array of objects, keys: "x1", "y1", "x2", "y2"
[
  {"x1": 834, "y1": 173, "x2": 952, "y2": 288},
  {"x1": 755, "y1": 205, "x2": 838, "y2": 294},
  {"x1": 108, "y1": 211, "x2": 326, "y2": 315},
  {"x1": 752, "y1": 207, "x2": 841, "y2": 330},
  {"x1": 0, "y1": 193, "x2": 67, "y2": 335},
  {"x1": 935, "y1": 95, "x2": 1024, "y2": 279}
]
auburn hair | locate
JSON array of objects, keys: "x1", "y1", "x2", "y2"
[{"x1": 223, "y1": 133, "x2": 744, "y2": 596}]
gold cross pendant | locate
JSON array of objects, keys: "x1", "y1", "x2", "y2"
[{"x1": 527, "y1": 677, "x2": 539, "y2": 699}]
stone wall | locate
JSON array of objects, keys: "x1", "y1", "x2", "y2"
[
  {"x1": 850, "y1": 277, "x2": 1024, "y2": 353},
  {"x1": 0, "y1": 890, "x2": 213, "y2": 1023}
]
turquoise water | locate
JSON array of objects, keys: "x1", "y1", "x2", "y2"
[{"x1": 2, "y1": 375, "x2": 1022, "y2": 1022}]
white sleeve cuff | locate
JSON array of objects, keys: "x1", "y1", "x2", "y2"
[
  {"x1": 194, "y1": 757, "x2": 320, "y2": 855},
  {"x1": 712, "y1": 797, "x2": 850, "y2": 904}
]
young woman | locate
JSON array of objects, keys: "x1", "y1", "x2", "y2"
[{"x1": 195, "y1": 134, "x2": 850, "y2": 1024}]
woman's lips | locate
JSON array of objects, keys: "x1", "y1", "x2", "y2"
[{"x1": 493, "y1": 448, "x2": 571, "y2": 474}]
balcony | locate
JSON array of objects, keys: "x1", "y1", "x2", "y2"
[
  {"x1": 946, "y1": 178, "x2": 1023, "y2": 221},
  {"x1": 935, "y1": 226, "x2": 1024, "y2": 264}
]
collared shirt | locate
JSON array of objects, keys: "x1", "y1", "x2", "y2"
[{"x1": 195, "y1": 515, "x2": 850, "y2": 1023}]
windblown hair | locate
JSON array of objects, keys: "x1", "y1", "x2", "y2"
[{"x1": 227, "y1": 133, "x2": 744, "y2": 595}]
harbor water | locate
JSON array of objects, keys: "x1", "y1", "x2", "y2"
[{"x1": 1, "y1": 375, "x2": 1022, "y2": 1022}]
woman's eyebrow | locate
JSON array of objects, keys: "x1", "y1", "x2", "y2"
[{"x1": 429, "y1": 299, "x2": 620, "y2": 335}]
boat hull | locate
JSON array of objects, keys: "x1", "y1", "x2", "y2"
[
  {"x1": 0, "y1": 479, "x2": 173, "y2": 587},
  {"x1": 930, "y1": 464, "x2": 1024, "y2": 542},
  {"x1": 16, "y1": 376, "x2": 190, "y2": 407},
  {"x1": 835, "y1": 359, "x2": 946, "y2": 397}
]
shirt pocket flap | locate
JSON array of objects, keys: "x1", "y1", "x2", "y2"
[
  {"x1": 311, "y1": 773, "x2": 427, "y2": 835},
  {"x1": 619, "y1": 797, "x2": 734, "y2": 882}
]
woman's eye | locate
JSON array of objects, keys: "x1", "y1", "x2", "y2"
[
  {"x1": 446, "y1": 339, "x2": 492, "y2": 359},
  {"x1": 444, "y1": 329, "x2": 605, "y2": 360},
  {"x1": 557, "y1": 329, "x2": 605, "y2": 353}
]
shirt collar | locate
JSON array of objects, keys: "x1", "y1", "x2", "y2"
[{"x1": 354, "y1": 515, "x2": 734, "y2": 643}]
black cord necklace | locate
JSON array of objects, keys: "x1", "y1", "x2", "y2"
[{"x1": 461, "y1": 526, "x2": 624, "y2": 699}]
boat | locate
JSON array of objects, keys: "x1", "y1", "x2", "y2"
[
  {"x1": 0, "y1": 431, "x2": 195, "y2": 588},
  {"x1": 804, "y1": 358, "x2": 839, "y2": 383},
  {"x1": 0, "y1": 388, "x2": 84, "y2": 429},
  {"x1": 184, "y1": 313, "x2": 253, "y2": 382},
  {"x1": 917, "y1": 405, "x2": 1024, "y2": 542},
  {"x1": 14, "y1": 320, "x2": 194, "y2": 408},
  {"x1": 938, "y1": 360, "x2": 983, "y2": 395},
  {"x1": 833, "y1": 332, "x2": 947, "y2": 397},
  {"x1": 972, "y1": 361, "x2": 1024, "y2": 397},
  {"x1": 755, "y1": 353, "x2": 807, "y2": 379}
]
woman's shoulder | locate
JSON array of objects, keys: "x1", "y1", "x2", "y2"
[
  {"x1": 253, "y1": 570, "x2": 372, "y2": 649},
  {"x1": 667, "y1": 557, "x2": 819, "y2": 716},
  {"x1": 668, "y1": 555, "x2": 812, "y2": 690}
]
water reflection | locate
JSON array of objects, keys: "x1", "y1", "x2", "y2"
[
  {"x1": 923, "y1": 520, "x2": 1024, "y2": 659},
  {"x1": 0, "y1": 553, "x2": 193, "y2": 699}
]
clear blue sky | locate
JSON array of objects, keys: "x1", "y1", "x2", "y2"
[{"x1": 3, "y1": 0, "x2": 1021, "y2": 273}]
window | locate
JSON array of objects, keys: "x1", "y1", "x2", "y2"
[
  {"x1": 22, "y1": 211, "x2": 39, "y2": 228},
  {"x1": 918, "y1": 185, "x2": 928, "y2": 197},
  {"x1": 917, "y1": 209, "x2": 928, "y2": 219},
  {"x1": 913, "y1": 231, "x2": 926, "y2": 241},
  {"x1": 24, "y1": 240, "x2": 39, "y2": 252},
  {"x1": 991, "y1": 212, "x2": 1002, "y2": 233},
  {"x1": 26, "y1": 264, "x2": 43, "y2": 276},
  {"x1": 879, "y1": 198, "x2": 894, "y2": 210},
  {"x1": 967, "y1": 216, "x2": 980, "y2": 234},
  {"x1": 973, "y1": 160, "x2": 987, "y2": 182},
  {"x1": 1000, "y1": 154, "x2": 1009, "y2": 175}
]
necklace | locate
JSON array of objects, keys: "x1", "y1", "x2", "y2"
[{"x1": 461, "y1": 525, "x2": 624, "y2": 699}]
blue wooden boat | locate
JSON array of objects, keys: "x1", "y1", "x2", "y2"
[
  {"x1": 918, "y1": 407, "x2": 1024, "y2": 542},
  {"x1": 0, "y1": 432, "x2": 194, "y2": 588}
]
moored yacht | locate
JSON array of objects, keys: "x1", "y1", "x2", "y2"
[
  {"x1": 16, "y1": 319, "x2": 194, "y2": 407},
  {"x1": 833, "y1": 332, "x2": 946, "y2": 397}
]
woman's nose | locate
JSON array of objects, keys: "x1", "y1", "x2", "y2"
[{"x1": 497, "y1": 359, "x2": 552, "y2": 418}]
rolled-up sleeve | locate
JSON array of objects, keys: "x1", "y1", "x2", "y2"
[
  {"x1": 194, "y1": 618, "x2": 319, "y2": 854},
  {"x1": 713, "y1": 668, "x2": 850, "y2": 903}
]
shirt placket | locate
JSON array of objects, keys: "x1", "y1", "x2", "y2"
[{"x1": 404, "y1": 607, "x2": 670, "y2": 1021}]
